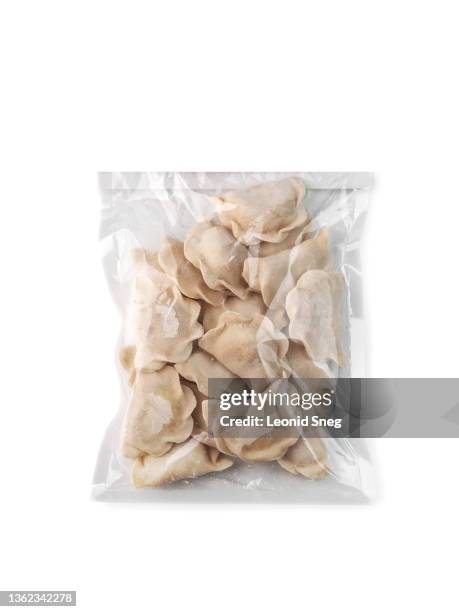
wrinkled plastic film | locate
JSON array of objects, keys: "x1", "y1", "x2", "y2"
[{"x1": 94, "y1": 172, "x2": 374, "y2": 501}]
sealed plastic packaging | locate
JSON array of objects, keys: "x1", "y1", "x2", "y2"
[{"x1": 93, "y1": 173, "x2": 374, "y2": 502}]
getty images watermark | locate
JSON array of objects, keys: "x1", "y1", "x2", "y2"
[
  {"x1": 207, "y1": 378, "x2": 459, "y2": 438},
  {"x1": 218, "y1": 386, "x2": 341, "y2": 430}
]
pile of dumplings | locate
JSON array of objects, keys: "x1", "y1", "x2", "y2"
[{"x1": 120, "y1": 177, "x2": 344, "y2": 488}]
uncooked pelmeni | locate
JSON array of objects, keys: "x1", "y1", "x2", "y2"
[
  {"x1": 158, "y1": 236, "x2": 224, "y2": 306},
  {"x1": 286, "y1": 269, "x2": 344, "y2": 366},
  {"x1": 175, "y1": 349, "x2": 235, "y2": 396},
  {"x1": 200, "y1": 399, "x2": 298, "y2": 462},
  {"x1": 122, "y1": 367, "x2": 196, "y2": 459},
  {"x1": 250, "y1": 220, "x2": 311, "y2": 258},
  {"x1": 242, "y1": 228, "x2": 329, "y2": 310},
  {"x1": 278, "y1": 437, "x2": 328, "y2": 479},
  {"x1": 214, "y1": 434, "x2": 298, "y2": 463},
  {"x1": 198, "y1": 311, "x2": 289, "y2": 379},
  {"x1": 132, "y1": 437, "x2": 234, "y2": 488},
  {"x1": 201, "y1": 292, "x2": 267, "y2": 333},
  {"x1": 126, "y1": 249, "x2": 203, "y2": 370},
  {"x1": 214, "y1": 177, "x2": 308, "y2": 245},
  {"x1": 184, "y1": 220, "x2": 249, "y2": 299},
  {"x1": 286, "y1": 342, "x2": 330, "y2": 380}
]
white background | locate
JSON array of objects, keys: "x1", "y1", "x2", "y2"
[{"x1": 0, "y1": 1, "x2": 458, "y2": 610}]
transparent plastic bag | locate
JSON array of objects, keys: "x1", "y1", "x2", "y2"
[{"x1": 93, "y1": 172, "x2": 374, "y2": 502}]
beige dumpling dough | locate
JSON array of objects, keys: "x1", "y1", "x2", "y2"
[
  {"x1": 201, "y1": 400, "x2": 297, "y2": 462},
  {"x1": 250, "y1": 221, "x2": 310, "y2": 258},
  {"x1": 120, "y1": 344, "x2": 171, "y2": 386},
  {"x1": 202, "y1": 292, "x2": 266, "y2": 332},
  {"x1": 119, "y1": 345, "x2": 138, "y2": 386},
  {"x1": 158, "y1": 237, "x2": 224, "y2": 306},
  {"x1": 184, "y1": 221, "x2": 249, "y2": 299},
  {"x1": 127, "y1": 249, "x2": 203, "y2": 369},
  {"x1": 122, "y1": 367, "x2": 196, "y2": 459},
  {"x1": 286, "y1": 270, "x2": 344, "y2": 366},
  {"x1": 179, "y1": 380, "x2": 224, "y2": 450},
  {"x1": 183, "y1": 382, "x2": 219, "y2": 449},
  {"x1": 278, "y1": 437, "x2": 328, "y2": 479},
  {"x1": 132, "y1": 438, "x2": 234, "y2": 487},
  {"x1": 175, "y1": 349, "x2": 235, "y2": 396},
  {"x1": 214, "y1": 177, "x2": 308, "y2": 245},
  {"x1": 286, "y1": 342, "x2": 330, "y2": 380},
  {"x1": 242, "y1": 228, "x2": 329, "y2": 310},
  {"x1": 198, "y1": 312, "x2": 289, "y2": 378},
  {"x1": 214, "y1": 435, "x2": 297, "y2": 463}
]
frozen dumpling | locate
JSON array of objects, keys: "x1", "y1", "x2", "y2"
[
  {"x1": 286, "y1": 342, "x2": 330, "y2": 380},
  {"x1": 286, "y1": 270, "x2": 344, "y2": 366},
  {"x1": 183, "y1": 382, "x2": 219, "y2": 449},
  {"x1": 199, "y1": 312, "x2": 289, "y2": 378},
  {"x1": 214, "y1": 177, "x2": 308, "y2": 245},
  {"x1": 278, "y1": 437, "x2": 328, "y2": 479},
  {"x1": 242, "y1": 228, "x2": 329, "y2": 311},
  {"x1": 158, "y1": 237, "x2": 224, "y2": 306},
  {"x1": 250, "y1": 221, "x2": 310, "y2": 258},
  {"x1": 122, "y1": 367, "x2": 196, "y2": 459},
  {"x1": 175, "y1": 349, "x2": 235, "y2": 396},
  {"x1": 214, "y1": 435, "x2": 298, "y2": 463},
  {"x1": 132, "y1": 438, "x2": 234, "y2": 487},
  {"x1": 202, "y1": 292, "x2": 267, "y2": 332},
  {"x1": 201, "y1": 399, "x2": 297, "y2": 462},
  {"x1": 127, "y1": 249, "x2": 203, "y2": 369},
  {"x1": 184, "y1": 221, "x2": 249, "y2": 299}
]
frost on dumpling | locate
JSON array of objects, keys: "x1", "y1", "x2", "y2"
[
  {"x1": 126, "y1": 249, "x2": 203, "y2": 370},
  {"x1": 214, "y1": 177, "x2": 308, "y2": 245},
  {"x1": 122, "y1": 366, "x2": 196, "y2": 459},
  {"x1": 132, "y1": 438, "x2": 234, "y2": 488},
  {"x1": 278, "y1": 437, "x2": 328, "y2": 479},
  {"x1": 198, "y1": 312, "x2": 289, "y2": 378},
  {"x1": 158, "y1": 236, "x2": 224, "y2": 306},
  {"x1": 184, "y1": 221, "x2": 249, "y2": 299},
  {"x1": 286, "y1": 270, "x2": 344, "y2": 366},
  {"x1": 242, "y1": 228, "x2": 329, "y2": 311},
  {"x1": 202, "y1": 292, "x2": 267, "y2": 333},
  {"x1": 175, "y1": 349, "x2": 235, "y2": 396}
]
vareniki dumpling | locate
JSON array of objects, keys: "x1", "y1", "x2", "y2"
[
  {"x1": 202, "y1": 292, "x2": 267, "y2": 332},
  {"x1": 278, "y1": 437, "x2": 328, "y2": 479},
  {"x1": 175, "y1": 349, "x2": 235, "y2": 396},
  {"x1": 214, "y1": 177, "x2": 308, "y2": 245},
  {"x1": 126, "y1": 249, "x2": 203, "y2": 370},
  {"x1": 158, "y1": 237, "x2": 224, "y2": 306},
  {"x1": 122, "y1": 366, "x2": 196, "y2": 459},
  {"x1": 286, "y1": 342, "x2": 330, "y2": 381},
  {"x1": 250, "y1": 220, "x2": 310, "y2": 258},
  {"x1": 243, "y1": 228, "x2": 329, "y2": 310},
  {"x1": 212, "y1": 432, "x2": 298, "y2": 463},
  {"x1": 199, "y1": 311, "x2": 289, "y2": 378},
  {"x1": 184, "y1": 221, "x2": 249, "y2": 299},
  {"x1": 132, "y1": 438, "x2": 234, "y2": 488},
  {"x1": 286, "y1": 270, "x2": 344, "y2": 366},
  {"x1": 201, "y1": 395, "x2": 298, "y2": 462}
]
